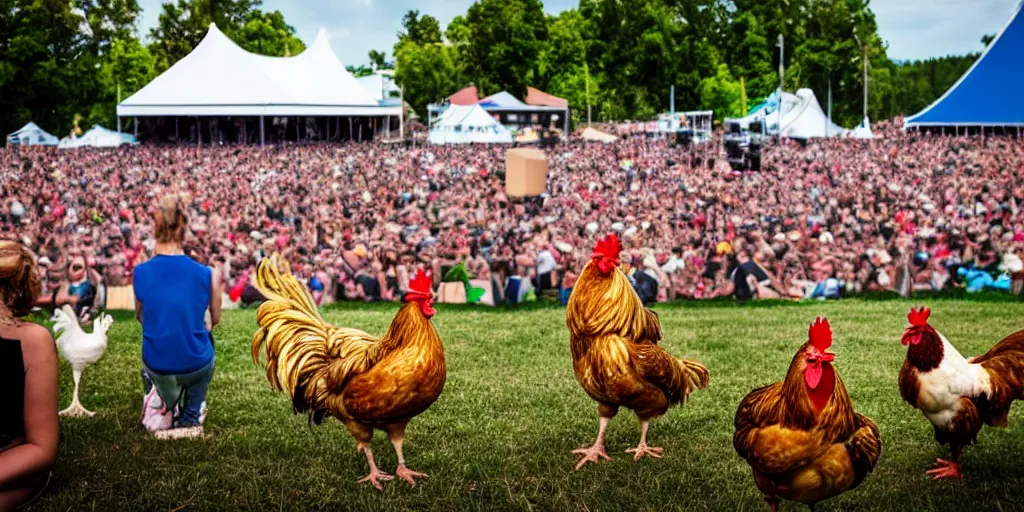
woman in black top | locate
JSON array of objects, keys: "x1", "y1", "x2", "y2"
[{"x1": 0, "y1": 240, "x2": 58, "y2": 510}]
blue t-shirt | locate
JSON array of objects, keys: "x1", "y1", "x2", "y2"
[{"x1": 134, "y1": 255, "x2": 213, "y2": 374}]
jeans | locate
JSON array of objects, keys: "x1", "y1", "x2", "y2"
[{"x1": 142, "y1": 357, "x2": 215, "y2": 427}]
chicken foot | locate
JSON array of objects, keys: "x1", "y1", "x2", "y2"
[
  {"x1": 573, "y1": 416, "x2": 612, "y2": 470},
  {"x1": 59, "y1": 369, "x2": 95, "y2": 417},
  {"x1": 388, "y1": 426, "x2": 428, "y2": 487},
  {"x1": 927, "y1": 446, "x2": 963, "y2": 480},
  {"x1": 355, "y1": 443, "x2": 393, "y2": 490},
  {"x1": 625, "y1": 420, "x2": 663, "y2": 461}
]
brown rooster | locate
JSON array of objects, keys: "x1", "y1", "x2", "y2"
[
  {"x1": 734, "y1": 317, "x2": 881, "y2": 511},
  {"x1": 566, "y1": 234, "x2": 709, "y2": 470},
  {"x1": 252, "y1": 255, "x2": 445, "y2": 489},
  {"x1": 898, "y1": 306, "x2": 1024, "y2": 479}
]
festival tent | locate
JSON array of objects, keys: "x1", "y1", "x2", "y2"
[
  {"x1": 118, "y1": 24, "x2": 397, "y2": 118},
  {"x1": 448, "y1": 86, "x2": 481, "y2": 106},
  {"x1": 58, "y1": 125, "x2": 137, "y2": 149},
  {"x1": 581, "y1": 127, "x2": 618, "y2": 143},
  {"x1": 778, "y1": 89, "x2": 847, "y2": 139},
  {"x1": 6, "y1": 122, "x2": 59, "y2": 146},
  {"x1": 727, "y1": 90, "x2": 802, "y2": 133},
  {"x1": 526, "y1": 87, "x2": 569, "y2": 108},
  {"x1": 905, "y1": 2, "x2": 1024, "y2": 129},
  {"x1": 849, "y1": 116, "x2": 875, "y2": 139},
  {"x1": 356, "y1": 72, "x2": 401, "y2": 102},
  {"x1": 428, "y1": 104, "x2": 512, "y2": 144}
]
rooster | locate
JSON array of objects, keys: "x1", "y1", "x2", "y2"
[
  {"x1": 898, "y1": 306, "x2": 1024, "y2": 479},
  {"x1": 51, "y1": 304, "x2": 113, "y2": 417},
  {"x1": 565, "y1": 233, "x2": 709, "y2": 469},
  {"x1": 251, "y1": 255, "x2": 445, "y2": 489},
  {"x1": 734, "y1": 317, "x2": 881, "y2": 511}
]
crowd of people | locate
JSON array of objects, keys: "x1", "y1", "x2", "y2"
[{"x1": 1, "y1": 120, "x2": 1023, "y2": 310}]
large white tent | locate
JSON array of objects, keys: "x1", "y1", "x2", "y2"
[
  {"x1": 117, "y1": 23, "x2": 401, "y2": 143},
  {"x1": 6, "y1": 122, "x2": 59, "y2": 146},
  {"x1": 777, "y1": 89, "x2": 847, "y2": 139},
  {"x1": 58, "y1": 125, "x2": 137, "y2": 149},
  {"x1": 429, "y1": 104, "x2": 512, "y2": 145},
  {"x1": 119, "y1": 24, "x2": 395, "y2": 117}
]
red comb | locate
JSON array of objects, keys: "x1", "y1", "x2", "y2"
[
  {"x1": 908, "y1": 306, "x2": 930, "y2": 327},
  {"x1": 809, "y1": 317, "x2": 832, "y2": 351},
  {"x1": 409, "y1": 270, "x2": 432, "y2": 296},
  {"x1": 593, "y1": 233, "x2": 621, "y2": 259}
]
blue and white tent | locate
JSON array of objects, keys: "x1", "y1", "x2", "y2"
[
  {"x1": 6, "y1": 122, "x2": 59, "y2": 146},
  {"x1": 905, "y1": 2, "x2": 1024, "y2": 129}
]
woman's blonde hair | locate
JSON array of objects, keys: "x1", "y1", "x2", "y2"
[
  {"x1": 0, "y1": 240, "x2": 41, "y2": 317},
  {"x1": 154, "y1": 193, "x2": 189, "y2": 244}
]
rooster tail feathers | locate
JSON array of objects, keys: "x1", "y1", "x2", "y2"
[
  {"x1": 251, "y1": 253, "x2": 380, "y2": 419},
  {"x1": 677, "y1": 358, "x2": 710, "y2": 402}
]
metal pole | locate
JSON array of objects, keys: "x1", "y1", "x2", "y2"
[
  {"x1": 175, "y1": 118, "x2": 179, "y2": 142},
  {"x1": 777, "y1": 34, "x2": 785, "y2": 144},
  {"x1": 670, "y1": 84, "x2": 675, "y2": 116},
  {"x1": 260, "y1": 115, "x2": 265, "y2": 147},
  {"x1": 116, "y1": 84, "x2": 121, "y2": 133},
  {"x1": 863, "y1": 42, "x2": 869, "y2": 121},
  {"x1": 134, "y1": 117, "x2": 138, "y2": 138},
  {"x1": 827, "y1": 73, "x2": 832, "y2": 137}
]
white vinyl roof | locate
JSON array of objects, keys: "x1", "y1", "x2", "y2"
[
  {"x1": 118, "y1": 24, "x2": 400, "y2": 117},
  {"x1": 779, "y1": 89, "x2": 847, "y2": 138}
]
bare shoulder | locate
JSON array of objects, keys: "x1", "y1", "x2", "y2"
[{"x1": 16, "y1": 323, "x2": 57, "y2": 365}]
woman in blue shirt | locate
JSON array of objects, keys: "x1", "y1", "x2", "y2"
[{"x1": 134, "y1": 194, "x2": 222, "y2": 439}]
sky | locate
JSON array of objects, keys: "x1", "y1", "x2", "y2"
[{"x1": 136, "y1": 0, "x2": 1020, "y2": 66}]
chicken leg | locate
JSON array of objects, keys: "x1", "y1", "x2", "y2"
[
  {"x1": 355, "y1": 443, "x2": 393, "y2": 490},
  {"x1": 573, "y1": 416, "x2": 612, "y2": 470},
  {"x1": 626, "y1": 419, "x2": 663, "y2": 461},
  {"x1": 387, "y1": 424, "x2": 428, "y2": 487},
  {"x1": 59, "y1": 368, "x2": 95, "y2": 417}
]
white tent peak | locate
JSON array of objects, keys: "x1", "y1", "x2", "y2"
[{"x1": 118, "y1": 23, "x2": 392, "y2": 116}]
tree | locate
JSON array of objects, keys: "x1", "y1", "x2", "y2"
[
  {"x1": 445, "y1": 15, "x2": 471, "y2": 45},
  {"x1": 397, "y1": 10, "x2": 442, "y2": 46},
  {"x1": 700, "y1": 63, "x2": 744, "y2": 120},
  {"x1": 981, "y1": 34, "x2": 995, "y2": 47},
  {"x1": 346, "y1": 64, "x2": 375, "y2": 78},
  {"x1": 368, "y1": 49, "x2": 391, "y2": 70},
  {"x1": 89, "y1": 37, "x2": 156, "y2": 127},
  {"x1": 393, "y1": 39, "x2": 463, "y2": 116},
  {"x1": 234, "y1": 9, "x2": 305, "y2": 57},
  {"x1": 463, "y1": 0, "x2": 547, "y2": 97}
]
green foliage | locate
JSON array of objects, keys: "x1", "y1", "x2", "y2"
[
  {"x1": 700, "y1": 64, "x2": 744, "y2": 120},
  {"x1": 393, "y1": 39, "x2": 464, "y2": 116},
  {"x1": 233, "y1": 10, "x2": 305, "y2": 57},
  {"x1": 397, "y1": 10, "x2": 442, "y2": 47},
  {"x1": 368, "y1": 49, "x2": 391, "y2": 70},
  {"x1": 463, "y1": 0, "x2": 548, "y2": 97},
  {"x1": 147, "y1": 0, "x2": 261, "y2": 72}
]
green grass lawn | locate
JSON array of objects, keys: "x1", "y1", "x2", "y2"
[{"x1": 28, "y1": 299, "x2": 1024, "y2": 511}]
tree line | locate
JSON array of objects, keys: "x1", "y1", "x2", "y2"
[{"x1": 0, "y1": 0, "x2": 987, "y2": 137}]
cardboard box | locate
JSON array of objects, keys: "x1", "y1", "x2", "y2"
[{"x1": 505, "y1": 148, "x2": 548, "y2": 197}]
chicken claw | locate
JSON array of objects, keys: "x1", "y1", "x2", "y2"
[
  {"x1": 626, "y1": 443, "x2": 664, "y2": 461},
  {"x1": 59, "y1": 402, "x2": 96, "y2": 418},
  {"x1": 573, "y1": 444, "x2": 612, "y2": 470},
  {"x1": 356, "y1": 469, "x2": 394, "y2": 490},
  {"x1": 926, "y1": 458, "x2": 963, "y2": 480},
  {"x1": 395, "y1": 465, "x2": 428, "y2": 487}
]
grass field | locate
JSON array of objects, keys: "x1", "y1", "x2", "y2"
[{"x1": 28, "y1": 298, "x2": 1024, "y2": 511}]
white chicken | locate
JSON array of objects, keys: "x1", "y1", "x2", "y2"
[{"x1": 51, "y1": 305, "x2": 112, "y2": 417}]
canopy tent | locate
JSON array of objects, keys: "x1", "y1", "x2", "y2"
[
  {"x1": 429, "y1": 104, "x2": 512, "y2": 145},
  {"x1": 906, "y1": 2, "x2": 1024, "y2": 129},
  {"x1": 778, "y1": 89, "x2": 847, "y2": 139},
  {"x1": 580, "y1": 127, "x2": 617, "y2": 143},
  {"x1": 526, "y1": 87, "x2": 568, "y2": 108},
  {"x1": 849, "y1": 116, "x2": 875, "y2": 139},
  {"x1": 118, "y1": 24, "x2": 399, "y2": 118},
  {"x1": 6, "y1": 122, "x2": 59, "y2": 146},
  {"x1": 448, "y1": 86, "x2": 481, "y2": 106},
  {"x1": 58, "y1": 125, "x2": 137, "y2": 149},
  {"x1": 726, "y1": 90, "x2": 802, "y2": 133}
]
